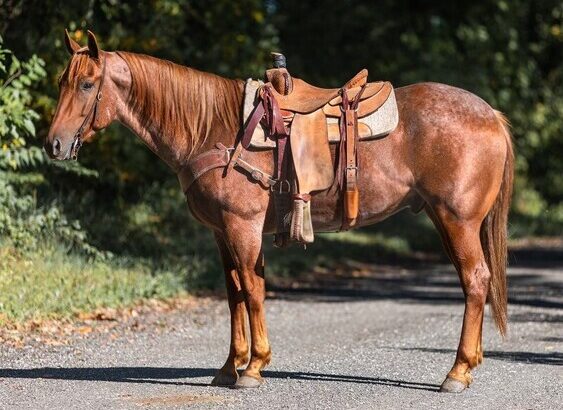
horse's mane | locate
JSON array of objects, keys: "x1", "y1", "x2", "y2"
[{"x1": 116, "y1": 51, "x2": 243, "y2": 156}]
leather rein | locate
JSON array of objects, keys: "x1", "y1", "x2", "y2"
[{"x1": 70, "y1": 54, "x2": 106, "y2": 160}]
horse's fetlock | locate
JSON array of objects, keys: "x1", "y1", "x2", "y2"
[{"x1": 234, "y1": 349, "x2": 250, "y2": 367}]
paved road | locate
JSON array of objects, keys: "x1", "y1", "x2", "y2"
[{"x1": 1, "y1": 248, "x2": 561, "y2": 409}]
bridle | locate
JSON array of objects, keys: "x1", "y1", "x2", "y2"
[{"x1": 70, "y1": 53, "x2": 106, "y2": 160}]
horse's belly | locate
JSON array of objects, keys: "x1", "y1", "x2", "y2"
[
  {"x1": 310, "y1": 185, "x2": 416, "y2": 233},
  {"x1": 263, "y1": 129, "x2": 416, "y2": 234}
]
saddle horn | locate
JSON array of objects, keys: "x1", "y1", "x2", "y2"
[{"x1": 271, "y1": 52, "x2": 287, "y2": 68}]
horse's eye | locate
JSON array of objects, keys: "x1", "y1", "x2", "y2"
[{"x1": 81, "y1": 81, "x2": 94, "y2": 91}]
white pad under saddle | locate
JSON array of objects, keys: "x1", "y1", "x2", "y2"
[{"x1": 243, "y1": 79, "x2": 399, "y2": 149}]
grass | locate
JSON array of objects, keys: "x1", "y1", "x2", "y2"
[
  {"x1": 0, "y1": 234, "x2": 425, "y2": 324},
  {"x1": 0, "y1": 210, "x2": 446, "y2": 324},
  {"x1": 0, "y1": 246, "x2": 211, "y2": 324}
]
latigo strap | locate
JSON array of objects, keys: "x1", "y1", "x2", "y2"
[{"x1": 339, "y1": 84, "x2": 366, "y2": 230}]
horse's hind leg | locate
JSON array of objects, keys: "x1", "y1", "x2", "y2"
[
  {"x1": 427, "y1": 206, "x2": 491, "y2": 393},
  {"x1": 211, "y1": 233, "x2": 250, "y2": 386}
]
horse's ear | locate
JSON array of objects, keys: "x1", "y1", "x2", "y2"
[
  {"x1": 64, "y1": 29, "x2": 81, "y2": 55},
  {"x1": 87, "y1": 30, "x2": 100, "y2": 59}
]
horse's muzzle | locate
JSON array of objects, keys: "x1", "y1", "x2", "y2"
[{"x1": 44, "y1": 137, "x2": 72, "y2": 160}]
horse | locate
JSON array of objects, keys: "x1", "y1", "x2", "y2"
[{"x1": 46, "y1": 30, "x2": 513, "y2": 393}]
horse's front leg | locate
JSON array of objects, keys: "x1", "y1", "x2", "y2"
[
  {"x1": 211, "y1": 233, "x2": 250, "y2": 386},
  {"x1": 222, "y1": 215, "x2": 271, "y2": 388}
]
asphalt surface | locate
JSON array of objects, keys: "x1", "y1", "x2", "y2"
[{"x1": 0, "y1": 248, "x2": 561, "y2": 409}]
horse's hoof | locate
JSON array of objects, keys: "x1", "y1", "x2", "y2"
[
  {"x1": 233, "y1": 374, "x2": 263, "y2": 389},
  {"x1": 211, "y1": 370, "x2": 238, "y2": 386},
  {"x1": 439, "y1": 377, "x2": 467, "y2": 393}
]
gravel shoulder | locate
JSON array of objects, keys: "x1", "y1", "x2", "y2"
[{"x1": 0, "y1": 247, "x2": 561, "y2": 409}]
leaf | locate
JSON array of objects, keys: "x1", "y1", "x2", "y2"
[
  {"x1": 8, "y1": 56, "x2": 20, "y2": 75},
  {"x1": 22, "y1": 118, "x2": 35, "y2": 136}
]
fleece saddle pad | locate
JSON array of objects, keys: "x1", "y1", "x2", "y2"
[{"x1": 243, "y1": 79, "x2": 399, "y2": 149}]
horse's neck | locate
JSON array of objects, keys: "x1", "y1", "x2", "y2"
[
  {"x1": 116, "y1": 104, "x2": 180, "y2": 170},
  {"x1": 113, "y1": 52, "x2": 243, "y2": 172}
]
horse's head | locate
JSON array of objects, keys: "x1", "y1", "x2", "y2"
[{"x1": 46, "y1": 30, "x2": 117, "y2": 160}]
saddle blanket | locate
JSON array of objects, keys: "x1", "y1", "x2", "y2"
[{"x1": 242, "y1": 79, "x2": 399, "y2": 149}]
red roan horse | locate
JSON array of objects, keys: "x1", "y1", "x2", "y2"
[{"x1": 46, "y1": 31, "x2": 513, "y2": 393}]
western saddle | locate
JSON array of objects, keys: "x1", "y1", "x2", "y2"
[{"x1": 178, "y1": 53, "x2": 398, "y2": 247}]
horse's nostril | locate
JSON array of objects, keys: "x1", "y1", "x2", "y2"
[{"x1": 53, "y1": 138, "x2": 62, "y2": 155}]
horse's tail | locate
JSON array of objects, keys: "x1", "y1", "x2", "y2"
[{"x1": 480, "y1": 110, "x2": 514, "y2": 337}]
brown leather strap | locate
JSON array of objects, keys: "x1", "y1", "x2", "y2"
[
  {"x1": 234, "y1": 154, "x2": 277, "y2": 188},
  {"x1": 344, "y1": 108, "x2": 358, "y2": 192},
  {"x1": 241, "y1": 83, "x2": 290, "y2": 187},
  {"x1": 178, "y1": 142, "x2": 277, "y2": 195},
  {"x1": 340, "y1": 84, "x2": 366, "y2": 230},
  {"x1": 241, "y1": 84, "x2": 289, "y2": 149},
  {"x1": 182, "y1": 83, "x2": 289, "y2": 196},
  {"x1": 262, "y1": 85, "x2": 289, "y2": 138},
  {"x1": 69, "y1": 55, "x2": 107, "y2": 159},
  {"x1": 274, "y1": 77, "x2": 292, "y2": 183},
  {"x1": 345, "y1": 85, "x2": 366, "y2": 195},
  {"x1": 241, "y1": 102, "x2": 265, "y2": 148},
  {"x1": 177, "y1": 143, "x2": 233, "y2": 194}
]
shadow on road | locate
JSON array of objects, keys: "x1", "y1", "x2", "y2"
[
  {"x1": 264, "y1": 241, "x2": 563, "y2": 317},
  {"x1": 396, "y1": 348, "x2": 563, "y2": 366},
  {"x1": 0, "y1": 367, "x2": 440, "y2": 392},
  {"x1": 268, "y1": 263, "x2": 563, "y2": 311}
]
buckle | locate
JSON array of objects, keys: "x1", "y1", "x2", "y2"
[
  {"x1": 252, "y1": 169, "x2": 277, "y2": 188},
  {"x1": 225, "y1": 147, "x2": 234, "y2": 162},
  {"x1": 251, "y1": 169, "x2": 263, "y2": 181},
  {"x1": 272, "y1": 179, "x2": 290, "y2": 193},
  {"x1": 346, "y1": 166, "x2": 358, "y2": 175},
  {"x1": 233, "y1": 153, "x2": 276, "y2": 188}
]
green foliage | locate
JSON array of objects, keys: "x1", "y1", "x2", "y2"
[
  {"x1": 0, "y1": 35, "x2": 46, "y2": 170},
  {"x1": 0, "y1": 37, "x2": 103, "y2": 256},
  {"x1": 0, "y1": 177, "x2": 107, "y2": 256}
]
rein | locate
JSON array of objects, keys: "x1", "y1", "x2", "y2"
[{"x1": 70, "y1": 54, "x2": 106, "y2": 159}]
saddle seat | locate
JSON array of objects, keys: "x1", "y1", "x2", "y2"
[{"x1": 268, "y1": 69, "x2": 369, "y2": 114}]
